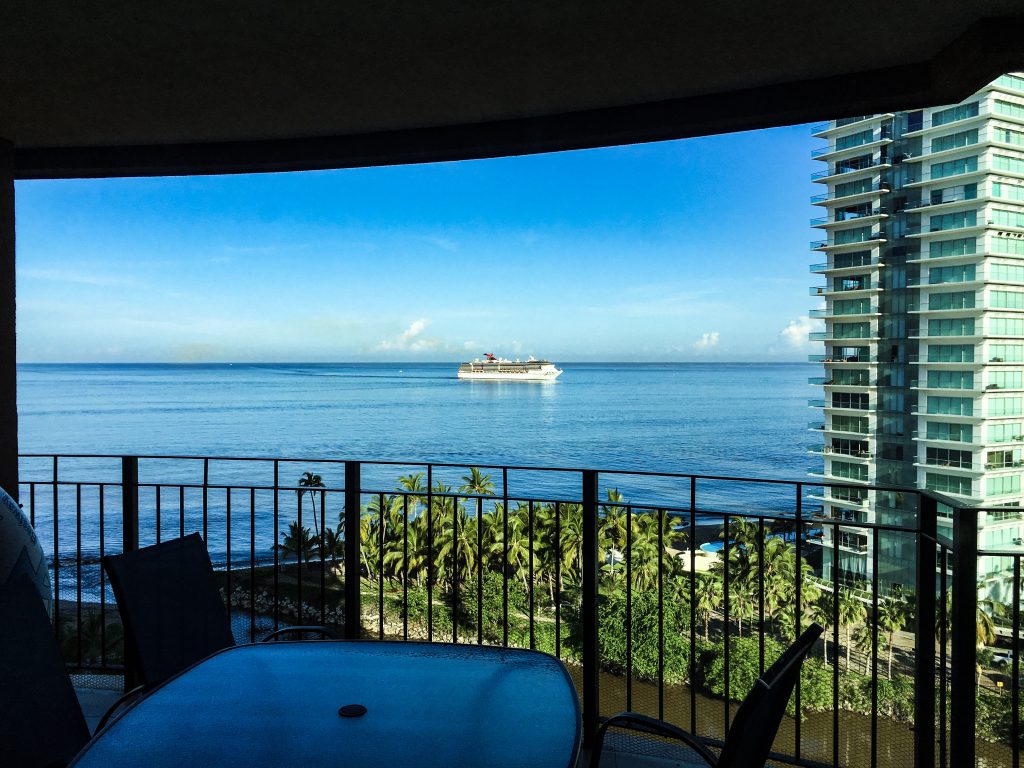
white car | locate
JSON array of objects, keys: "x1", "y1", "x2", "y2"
[{"x1": 990, "y1": 649, "x2": 1016, "y2": 667}]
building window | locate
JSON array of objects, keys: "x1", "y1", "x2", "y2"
[
  {"x1": 992, "y1": 209, "x2": 1024, "y2": 228},
  {"x1": 990, "y1": 317, "x2": 1024, "y2": 336},
  {"x1": 993, "y1": 154, "x2": 1024, "y2": 174},
  {"x1": 927, "y1": 370, "x2": 974, "y2": 389},
  {"x1": 927, "y1": 318, "x2": 975, "y2": 336},
  {"x1": 831, "y1": 415, "x2": 869, "y2": 433},
  {"x1": 926, "y1": 447, "x2": 972, "y2": 468},
  {"x1": 932, "y1": 102, "x2": 979, "y2": 126},
  {"x1": 993, "y1": 127, "x2": 1024, "y2": 148},
  {"x1": 929, "y1": 264, "x2": 976, "y2": 284},
  {"x1": 927, "y1": 421, "x2": 973, "y2": 442},
  {"x1": 996, "y1": 75, "x2": 1024, "y2": 92},
  {"x1": 929, "y1": 237, "x2": 976, "y2": 257},
  {"x1": 831, "y1": 392, "x2": 868, "y2": 409},
  {"x1": 990, "y1": 263, "x2": 1024, "y2": 282},
  {"x1": 930, "y1": 211, "x2": 977, "y2": 232},
  {"x1": 930, "y1": 156, "x2": 978, "y2": 179},
  {"x1": 995, "y1": 100, "x2": 1024, "y2": 119},
  {"x1": 927, "y1": 344, "x2": 975, "y2": 363},
  {"x1": 931, "y1": 129, "x2": 978, "y2": 153},
  {"x1": 835, "y1": 129, "x2": 875, "y2": 151},
  {"x1": 992, "y1": 236, "x2": 1024, "y2": 257},
  {"x1": 990, "y1": 344, "x2": 1024, "y2": 362},
  {"x1": 991, "y1": 290, "x2": 1024, "y2": 309},
  {"x1": 831, "y1": 461, "x2": 868, "y2": 481},
  {"x1": 926, "y1": 396, "x2": 974, "y2": 416},
  {"x1": 926, "y1": 472, "x2": 973, "y2": 495},
  {"x1": 992, "y1": 181, "x2": 1024, "y2": 202},
  {"x1": 989, "y1": 397, "x2": 1024, "y2": 416},
  {"x1": 985, "y1": 449, "x2": 1020, "y2": 469},
  {"x1": 988, "y1": 422, "x2": 1023, "y2": 443},
  {"x1": 991, "y1": 370, "x2": 1024, "y2": 389},
  {"x1": 987, "y1": 475, "x2": 1022, "y2": 496}
]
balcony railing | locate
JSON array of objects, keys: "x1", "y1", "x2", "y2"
[{"x1": 16, "y1": 453, "x2": 1024, "y2": 768}]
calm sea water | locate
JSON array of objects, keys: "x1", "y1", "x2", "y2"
[
  {"x1": 17, "y1": 362, "x2": 820, "y2": 571},
  {"x1": 18, "y1": 361, "x2": 814, "y2": 473}
]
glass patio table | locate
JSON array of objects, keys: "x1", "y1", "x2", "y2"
[{"x1": 71, "y1": 640, "x2": 581, "y2": 768}]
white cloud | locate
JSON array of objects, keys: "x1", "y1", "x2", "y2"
[
  {"x1": 781, "y1": 316, "x2": 815, "y2": 348},
  {"x1": 375, "y1": 318, "x2": 440, "y2": 352},
  {"x1": 693, "y1": 332, "x2": 720, "y2": 351},
  {"x1": 19, "y1": 267, "x2": 138, "y2": 287}
]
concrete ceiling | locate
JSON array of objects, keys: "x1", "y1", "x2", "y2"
[{"x1": 2, "y1": 1, "x2": 1023, "y2": 178}]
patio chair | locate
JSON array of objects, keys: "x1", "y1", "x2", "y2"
[
  {"x1": 0, "y1": 574, "x2": 90, "y2": 768},
  {"x1": 103, "y1": 533, "x2": 335, "y2": 687},
  {"x1": 589, "y1": 623, "x2": 824, "y2": 768}
]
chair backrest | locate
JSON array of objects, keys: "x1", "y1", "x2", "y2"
[
  {"x1": 103, "y1": 533, "x2": 235, "y2": 685},
  {"x1": 716, "y1": 622, "x2": 824, "y2": 768},
  {"x1": 0, "y1": 575, "x2": 90, "y2": 767}
]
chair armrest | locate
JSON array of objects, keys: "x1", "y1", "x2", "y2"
[
  {"x1": 95, "y1": 683, "x2": 154, "y2": 732},
  {"x1": 590, "y1": 712, "x2": 719, "y2": 768},
  {"x1": 259, "y1": 625, "x2": 337, "y2": 642}
]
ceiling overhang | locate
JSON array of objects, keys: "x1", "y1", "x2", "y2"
[{"x1": 2, "y1": 3, "x2": 1023, "y2": 179}]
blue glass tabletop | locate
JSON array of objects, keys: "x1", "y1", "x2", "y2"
[{"x1": 72, "y1": 641, "x2": 581, "y2": 768}]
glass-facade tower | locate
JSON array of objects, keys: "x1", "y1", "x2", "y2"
[{"x1": 810, "y1": 73, "x2": 1024, "y2": 597}]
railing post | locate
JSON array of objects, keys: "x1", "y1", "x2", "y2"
[
  {"x1": 950, "y1": 505, "x2": 978, "y2": 768},
  {"x1": 915, "y1": 493, "x2": 937, "y2": 768},
  {"x1": 120, "y1": 456, "x2": 139, "y2": 691},
  {"x1": 343, "y1": 461, "x2": 361, "y2": 639},
  {"x1": 581, "y1": 469, "x2": 599, "y2": 748},
  {"x1": 0, "y1": 140, "x2": 17, "y2": 503}
]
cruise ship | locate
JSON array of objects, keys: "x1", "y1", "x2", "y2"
[{"x1": 457, "y1": 354, "x2": 562, "y2": 381}]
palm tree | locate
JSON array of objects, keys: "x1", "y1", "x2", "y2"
[
  {"x1": 694, "y1": 574, "x2": 722, "y2": 640},
  {"x1": 808, "y1": 593, "x2": 835, "y2": 664},
  {"x1": 853, "y1": 623, "x2": 876, "y2": 675},
  {"x1": 838, "y1": 588, "x2": 867, "y2": 670},
  {"x1": 275, "y1": 520, "x2": 318, "y2": 568},
  {"x1": 459, "y1": 467, "x2": 495, "y2": 496},
  {"x1": 297, "y1": 471, "x2": 325, "y2": 539},
  {"x1": 322, "y1": 523, "x2": 344, "y2": 566},
  {"x1": 877, "y1": 597, "x2": 907, "y2": 679}
]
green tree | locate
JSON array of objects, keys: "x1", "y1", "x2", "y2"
[
  {"x1": 694, "y1": 573, "x2": 722, "y2": 640},
  {"x1": 877, "y1": 597, "x2": 907, "y2": 679},
  {"x1": 459, "y1": 467, "x2": 495, "y2": 496},
  {"x1": 275, "y1": 520, "x2": 318, "y2": 567},
  {"x1": 297, "y1": 471, "x2": 325, "y2": 539},
  {"x1": 839, "y1": 588, "x2": 866, "y2": 670},
  {"x1": 808, "y1": 593, "x2": 835, "y2": 664}
]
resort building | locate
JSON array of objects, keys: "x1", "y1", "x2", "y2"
[{"x1": 810, "y1": 72, "x2": 1024, "y2": 598}]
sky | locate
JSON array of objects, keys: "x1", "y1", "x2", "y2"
[{"x1": 14, "y1": 124, "x2": 823, "y2": 362}]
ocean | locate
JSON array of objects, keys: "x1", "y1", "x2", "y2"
[
  {"x1": 17, "y1": 362, "x2": 820, "y2": 570},
  {"x1": 18, "y1": 361, "x2": 814, "y2": 476}
]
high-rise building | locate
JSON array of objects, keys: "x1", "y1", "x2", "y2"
[{"x1": 810, "y1": 73, "x2": 1024, "y2": 598}]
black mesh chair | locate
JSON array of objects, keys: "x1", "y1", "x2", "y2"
[
  {"x1": 103, "y1": 532, "x2": 335, "y2": 687},
  {"x1": 0, "y1": 575, "x2": 91, "y2": 768},
  {"x1": 590, "y1": 623, "x2": 824, "y2": 768}
]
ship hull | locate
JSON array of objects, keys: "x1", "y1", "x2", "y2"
[{"x1": 457, "y1": 368, "x2": 562, "y2": 381}]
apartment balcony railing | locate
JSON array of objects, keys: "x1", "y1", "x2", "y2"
[
  {"x1": 811, "y1": 231, "x2": 886, "y2": 250},
  {"x1": 811, "y1": 158, "x2": 891, "y2": 181},
  {"x1": 810, "y1": 208, "x2": 888, "y2": 227},
  {"x1": 809, "y1": 283, "x2": 881, "y2": 296},
  {"x1": 810, "y1": 128, "x2": 894, "y2": 159},
  {"x1": 810, "y1": 184, "x2": 890, "y2": 205},
  {"x1": 17, "y1": 453, "x2": 1023, "y2": 768}
]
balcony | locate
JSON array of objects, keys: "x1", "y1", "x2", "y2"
[
  {"x1": 811, "y1": 231, "x2": 886, "y2": 250},
  {"x1": 810, "y1": 183, "x2": 890, "y2": 205},
  {"x1": 19, "y1": 452, "x2": 1024, "y2": 768},
  {"x1": 811, "y1": 157, "x2": 892, "y2": 183}
]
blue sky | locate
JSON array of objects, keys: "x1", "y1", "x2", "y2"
[{"x1": 15, "y1": 124, "x2": 822, "y2": 362}]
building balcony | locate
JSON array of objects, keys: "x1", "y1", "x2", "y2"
[
  {"x1": 811, "y1": 158, "x2": 892, "y2": 183},
  {"x1": 809, "y1": 332, "x2": 879, "y2": 342},
  {"x1": 810, "y1": 183, "x2": 889, "y2": 206},
  {"x1": 809, "y1": 282, "x2": 881, "y2": 296},
  {"x1": 810, "y1": 132, "x2": 893, "y2": 161},
  {"x1": 911, "y1": 430, "x2": 983, "y2": 447},
  {"x1": 810, "y1": 232, "x2": 886, "y2": 250},
  {"x1": 810, "y1": 210, "x2": 888, "y2": 228},
  {"x1": 20, "y1": 452, "x2": 1018, "y2": 768},
  {"x1": 811, "y1": 114, "x2": 894, "y2": 138},
  {"x1": 809, "y1": 257, "x2": 884, "y2": 274}
]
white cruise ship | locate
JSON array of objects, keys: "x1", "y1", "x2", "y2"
[{"x1": 457, "y1": 354, "x2": 562, "y2": 381}]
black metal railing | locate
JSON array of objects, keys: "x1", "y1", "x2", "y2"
[{"x1": 17, "y1": 453, "x2": 1024, "y2": 768}]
